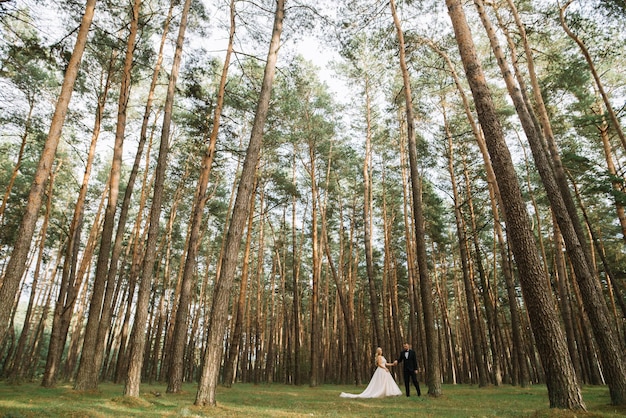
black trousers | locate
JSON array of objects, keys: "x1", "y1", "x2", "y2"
[{"x1": 403, "y1": 370, "x2": 421, "y2": 396}]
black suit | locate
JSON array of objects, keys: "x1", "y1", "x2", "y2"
[{"x1": 397, "y1": 348, "x2": 421, "y2": 397}]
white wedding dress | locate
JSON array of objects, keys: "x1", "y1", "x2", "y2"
[{"x1": 340, "y1": 356, "x2": 402, "y2": 398}]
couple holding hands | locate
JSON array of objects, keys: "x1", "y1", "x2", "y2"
[{"x1": 340, "y1": 343, "x2": 421, "y2": 399}]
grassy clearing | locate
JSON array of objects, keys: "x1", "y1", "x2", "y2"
[{"x1": 1, "y1": 381, "x2": 625, "y2": 417}]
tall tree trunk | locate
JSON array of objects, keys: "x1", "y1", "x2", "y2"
[
  {"x1": 74, "y1": 0, "x2": 142, "y2": 391},
  {"x1": 398, "y1": 119, "x2": 420, "y2": 349},
  {"x1": 475, "y1": 0, "x2": 626, "y2": 404},
  {"x1": 61, "y1": 184, "x2": 108, "y2": 380},
  {"x1": 92, "y1": 0, "x2": 175, "y2": 386},
  {"x1": 166, "y1": 0, "x2": 236, "y2": 394},
  {"x1": 363, "y1": 77, "x2": 383, "y2": 347},
  {"x1": 444, "y1": 106, "x2": 488, "y2": 387},
  {"x1": 9, "y1": 162, "x2": 59, "y2": 381},
  {"x1": 123, "y1": 0, "x2": 192, "y2": 397},
  {"x1": 461, "y1": 152, "x2": 502, "y2": 386},
  {"x1": 594, "y1": 100, "x2": 626, "y2": 241},
  {"x1": 195, "y1": 0, "x2": 284, "y2": 406},
  {"x1": 390, "y1": 0, "x2": 442, "y2": 396},
  {"x1": 445, "y1": 0, "x2": 584, "y2": 409},
  {"x1": 114, "y1": 127, "x2": 156, "y2": 383},
  {"x1": 422, "y1": 36, "x2": 529, "y2": 386},
  {"x1": 42, "y1": 48, "x2": 115, "y2": 388},
  {"x1": 222, "y1": 181, "x2": 257, "y2": 387},
  {"x1": 307, "y1": 123, "x2": 322, "y2": 387},
  {"x1": 291, "y1": 148, "x2": 302, "y2": 385},
  {"x1": 0, "y1": 0, "x2": 96, "y2": 345}
]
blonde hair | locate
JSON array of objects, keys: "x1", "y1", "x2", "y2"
[{"x1": 374, "y1": 347, "x2": 382, "y2": 365}]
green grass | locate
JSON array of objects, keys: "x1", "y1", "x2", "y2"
[{"x1": 1, "y1": 381, "x2": 625, "y2": 417}]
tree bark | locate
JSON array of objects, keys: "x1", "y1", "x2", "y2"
[
  {"x1": 42, "y1": 46, "x2": 114, "y2": 388},
  {"x1": 445, "y1": 0, "x2": 584, "y2": 409},
  {"x1": 363, "y1": 76, "x2": 383, "y2": 348},
  {"x1": 0, "y1": 0, "x2": 96, "y2": 345},
  {"x1": 475, "y1": 0, "x2": 626, "y2": 404},
  {"x1": 9, "y1": 162, "x2": 59, "y2": 381},
  {"x1": 195, "y1": 0, "x2": 284, "y2": 406},
  {"x1": 390, "y1": 0, "x2": 442, "y2": 396},
  {"x1": 444, "y1": 105, "x2": 488, "y2": 387},
  {"x1": 222, "y1": 181, "x2": 257, "y2": 387},
  {"x1": 166, "y1": 0, "x2": 236, "y2": 393},
  {"x1": 74, "y1": 0, "x2": 142, "y2": 391},
  {"x1": 123, "y1": 0, "x2": 192, "y2": 397}
]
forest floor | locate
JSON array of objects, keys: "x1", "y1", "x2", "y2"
[{"x1": 1, "y1": 381, "x2": 625, "y2": 417}]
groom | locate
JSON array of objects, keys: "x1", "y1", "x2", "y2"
[{"x1": 393, "y1": 342, "x2": 421, "y2": 397}]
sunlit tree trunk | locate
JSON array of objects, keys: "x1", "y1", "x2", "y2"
[
  {"x1": 9, "y1": 162, "x2": 59, "y2": 381},
  {"x1": 461, "y1": 152, "x2": 502, "y2": 386},
  {"x1": 113, "y1": 127, "x2": 155, "y2": 383},
  {"x1": 363, "y1": 77, "x2": 383, "y2": 347},
  {"x1": 166, "y1": 0, "x2": 236, "y2": 393},
  {"x1": 423, "y1": 36, "x2": 529, "y2": 386},
  {"x1": 61, "y1": 184, "x2": 107, "y2": 380},
  {"x1": 306, "y1": 121, "x2": 322, "y2": 387},
  {"x1": 0, "y1": 0, "x2": 97, "y2": 345},
  {"x1": 41, "y1": 47, "x2": 115, "y2": 387},
  {"x1": 390, "y1": 0, "x2": 442, "y2": 396},
  {"x1": 74, "y1": 0, "x2": 142, "y2": 391},
  {"x1": 123, "y1": 0, "x2": 192, "y2": 397},
  {"x1": 445, "y1": 0, "x2": 584, "y2": 408},
  {"x1": 475, "y1": 0, "x2": 626, "y2": 404},
  {"x1": 222, "y1": 181, "x2": 257, "y2": 387},
  {"x1": 93, "y1": 0, "x2": 175, "y2": 387},
  {"x1": 290, "y1": 148, "x2": 302, "y2": 385},
  {"x1": 195, "y1": 0, "x2": 284, "y2": 405},
  {"x1": 397, "y1": 113, "x2": 424, "y2": 366},
  {"x1": 594, "y1": 100, "x2": 626, "y2": 241}
]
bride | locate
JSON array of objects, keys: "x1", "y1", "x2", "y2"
[{"x1": 340, "y1": 347, "x2": 402, "y2": 398}]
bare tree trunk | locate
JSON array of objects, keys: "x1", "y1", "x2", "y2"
[
  {"x1": 363, "y1": 77, "x2": 383, "y2": 347},
  {"x1": 123, "y1": 0, "x2": 192, "y2": 397},
  {"x1": 9, "y1": 163, "x2": 59, "y2": 381},
  {"x1": 92, "y1": 0, "x2": 175, "y2": 387},
  {"x1": 61, "y1": 187, "x2": 107, "y2": 380},
  {"x1": 307, "y1": 125, "x2": 322, "y2": 387},
  {"x1": 397, "y1": 115, "x2": 424, "y2": 364},
  {"x1": 114, "y1": 128, "x2": 155, "y2": 384},
  {"x1": 166, "y1": 0, "x2": 236, "y2": 393},
  {"x1": 443, "y1": 106, "x2": 488, "y2": 387},
  {"x1": 195, "y1": 0, "x2": 284, "y2": 406},
  {"x1": 110, "y1": 0, "x2": 173, "y2": 381},
  {"x1": 445, "y1": 0, "x2": 584, "y2": 409},
  {"x1": 390, "y1": 0, "x2": 442, "y2": 396},
  {"x1": 74, "y1": 0, "x2": 142, "y2": 391},
  {"x1": 42, "y1": 47, "x2": 115, "y2": 388},
  {"x1": 290, "y1": 148, "x2": 302, "y2": 385},
  {"x1": 475, "y1": 0, "x2": 626, "y2": 404},
  {"x1": 422, "y1": 36, "x2": 529, "y2": 386},
  {"x1": 461, "y1": 151, "x2": 502, "y2": 386},
  {"x1": 222, "y1": 182, "x2": 257, "y2": 387},
  {"x1": 0, "y1": 0, "x2": 96, "y2": 345}
]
